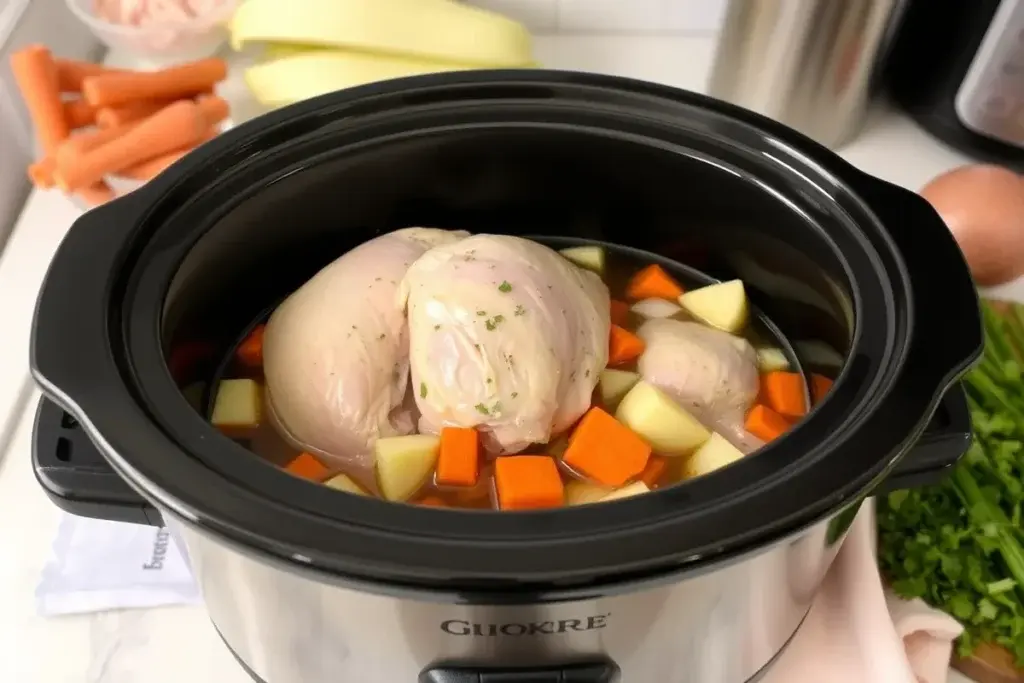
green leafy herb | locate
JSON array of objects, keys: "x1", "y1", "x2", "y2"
[
  {"x1": 498, "y1": 281, "x2": 512, "y2": 293},
  {"x1": 420, "y1": 382, "x2": 428, "y2": 399},
  {"x1": 474, "y1": 403, "x2": 490, "y2": 416},
  {"x1": 485, "y1": 314, "x2": 505, "y2": 331},
  {"x1": 878, "y1": 300, "x2": 1024, "y2": 665},
  {"x1": 514, "y1": 304, "x2": 526, "y2": 317}
]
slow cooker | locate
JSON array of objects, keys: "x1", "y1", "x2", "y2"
[{"x1": 29, "y1": 70, "x2": 983, "y2": 683}]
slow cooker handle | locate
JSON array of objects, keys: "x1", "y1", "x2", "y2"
[
  {"x1": 850, "y1": 172, "x2": 984, "y2": 384},
  {"x1": 420, "y1": 660, "x2": 620, "y2": 682}
]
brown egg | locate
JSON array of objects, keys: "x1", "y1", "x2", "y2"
[{"x1": 919, "y1": 164, "x2": 1024, "y2": 287}]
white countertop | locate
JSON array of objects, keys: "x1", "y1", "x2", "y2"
[{"x1": 0, "y1": 33, "x2": 1018, "y2": 683}]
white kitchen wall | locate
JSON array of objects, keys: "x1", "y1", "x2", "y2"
[{"x1": 470, "y1": 0, "x2": 727, "y2": 34}]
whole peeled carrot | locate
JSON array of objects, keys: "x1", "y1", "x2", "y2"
[
  {"x1": 28, "y1": 157, "x2": 56, "y2": 189},
  {"x1": 56, "y1": 100, "x2": 212, "y2": 191},
  {"x1": 82, "y1": 58, "x2": 227, "y2": 107},
  {"x1": 56, "y1": 120, "x2": 141, "y2": 172},
  {"x1": 63, "y1": 99, "x2": 96, "y2": 128},
  {"x1": 117, "y1": 127, "x2": 218, "y2": 182},
  {"x1": 55, "y1": 59, "x2": 127, "y2": 92},
  {"x1": 77, "y1": 181, "x2": 115, "y2": 207},
  {"x1": 96, "y1": 99, "x2": 172, "y2": 128},
  {"x1": 195, "y1": 95, "x2": 230, "y2": 126},
  {"x1": 11, "y1": 45, "x2": 69, "y2": 154}
]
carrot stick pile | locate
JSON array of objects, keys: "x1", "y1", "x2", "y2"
[{"x1": 10, "y1": 46, "x2": 229, "y2": 207}]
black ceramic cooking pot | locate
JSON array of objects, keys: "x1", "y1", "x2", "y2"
[{"x1": 30, "y1": 70, "x2": 982, "y2": 683}]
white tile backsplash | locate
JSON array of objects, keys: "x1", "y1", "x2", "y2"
[{"x1": 469, "y1": 0, "x2": 727, "y2": 34}]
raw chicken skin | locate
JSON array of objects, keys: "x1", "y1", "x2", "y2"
[
  {"x1": 262, "y1": 227, "x2": 467, "y2": 468},
  {"x1": 401, "y1": 235, "x2": 610, "y2": 453},
  {"x1": 636, "y1": 318, "x2": 764, "y2": 453}
]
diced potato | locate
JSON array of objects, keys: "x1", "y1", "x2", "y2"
[
  {"x1": 599, "y1": 368, "x2": 641, "y2": 409},
  {"x1": 756, "y1": 347, "x2": 790, "y2": 372},
  {"x1": 631, "y1": 298, "x2": 682, "y2": 319},
  {"x1": 375, "y1": 434, "x2": 441, "y2": 502},
  {"x1": 682, "y1": 432, "x2": 744, "y2": 480},
  {"x1": 559, "y1": 246, "x2": 605, "y2": 275},
  {"x1": 324, "y1": 473, "x2": 369, "y2": 496},
  {"x1": 679, "y1": 279, "x2": 748, "y2": 333},
  {"x1": 566, "y1": 480, "x2": 613, "y2": 506},
  {"x1": 600, "y1": 481, "x2": 650, "y2": 502},
  {"x1": 211, "y1": 379, "x2": 263, "y2": 431},
  {"x1": 615, "y1": 381, "x2": 710, "y2": 456}
]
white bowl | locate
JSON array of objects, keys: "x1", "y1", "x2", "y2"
[{"x1": 64, "y1": 0, "x2": 239, "y2": 66}]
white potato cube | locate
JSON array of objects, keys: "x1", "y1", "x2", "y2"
[
  {"x1": 566, "y1": 480, "x2": 614, "y2": 506},
  {"x1": 679, "y1": 280, "x2": 748, "y2": 333},
  {"x1": 600, "y1": 481, "x2": 650, "y2": 502},
  {"x1": 599, "y1": 369, "x2": 641, "y2": 410},
  {"x1": 682, "y1": 432, "x2": 744, "y2": 480},
  {"x1": 615, "y1": 381, "x2": 710, "y2": 456},
  {"x1": 559, "y1": 246, "x2": 605, "y2": 274},
  {"x1": 324, "y1": 473, "x2": 369, "y2": 496},
  {"x1": 375, "y1": 434, "x2": 441, "y2": 502},
  {"x1": 756, "y1": 346, "x2": 790, "y2": 372},
  {"x1": 211, "y1": 379, "x2": 263, "y2": 431}
]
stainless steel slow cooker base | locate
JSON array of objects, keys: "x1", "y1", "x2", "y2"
[{"x1": 174, "y1": 514, "x2": 818, "y2": 683}]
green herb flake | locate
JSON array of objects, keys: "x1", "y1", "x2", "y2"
[
  {"x1": 434, "y1": 324, "x2": 441, "y2": 331},
  {"x1": 498, "y1": 281, "x2": 512, "y2": 293},
  {"x1": 485, "y1": 314, "x2": 506, "y2": 331},
  {"x1": 474, "y1": 403, "x2": 490, "y2": 416},
  {"x1": 511, "y1": 392, "x2": 518, "y2": 399},
  {"x1": 477, "y1": 310, "x2": 487, "y2": 316},
  {"x1": 420, "y1": 382, "x2": 428, "y2": 399},
  {"x1": 514, "y1": 304, "x2": 526, "y2": 316},
  {"x1": 492, "y1": 401, "x2": 502, "y2": 413}
]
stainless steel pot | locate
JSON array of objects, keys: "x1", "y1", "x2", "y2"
[{"x1": 30, "y1": 70, "x2": 982, "y2": 683}]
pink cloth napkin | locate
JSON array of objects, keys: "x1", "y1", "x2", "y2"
[{"x1": 763, "y1": 499, "x2": 963, "y2": 683}]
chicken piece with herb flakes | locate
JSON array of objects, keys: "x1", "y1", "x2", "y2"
[
  {"x1": 401, "y1": 235, "x2": 611, "y2": 453},
  {"x1": 262, "y1": 227, "x2": 467, "y2": 470}
]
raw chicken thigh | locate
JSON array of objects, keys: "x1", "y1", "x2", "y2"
[
  {"x1": 262, "y1": 227, "x2": 467, "y2": 468},
  {"x1": 401, "y1": 235, "x2": 610, "y2": 454},
  {"x1": 636, "y1": 318, "x2": 763, "y2": 453}
]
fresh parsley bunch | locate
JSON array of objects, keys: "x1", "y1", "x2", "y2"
[{"x1": 878, "y1": 301, "x2": 1024, "y2": 664}]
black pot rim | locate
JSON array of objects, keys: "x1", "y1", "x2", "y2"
[{"x1": 31, "y1": 69, "x2": 982, "y2": 599}]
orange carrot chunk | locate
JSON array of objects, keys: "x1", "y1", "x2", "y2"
[
  {"x1": 285, "y1": 452, "x2": 330, "y2": 481},
  {"x1": 236, "y1": 324, "x2": 266, "y2": 367},
  {"x1": 56, "y1": 100, "x2": 212, "y2": 192},
  {"x1": 494, "y1": 456, "x2": 564, "y2": 510},
  {"x1": 745, "y1": 404, "x2": 792, "y2": 442},
  {"x1": 810, "y1": 373, "x2": 834, "y2": 404},
  {"x1": 760, "y1": 371, "x2": 808, "y2": 419},
  {"x1": 82, "y1": 57, "x2": 228, "y2": 107},
  {"x1": 608, "y1": 325, "x2": 646, "y2": 367},
  {"x1": 639, "y1": 455, "x2": 668, "y2": 487},
  {"x1": 563, "y1": 407, "x2": 651, "y2": 487},
  {"x1": 626, "y1": 264, "x2": 685, "y2": 301},
  {"x1": 11, "y1": 45, "x2": 69, "y2": 155},
  {"x1": 417, "y1": 495, "x2": 448, "y2": 507},
  {"x1": 610, "y1": 299, "x2": 630, "y2": 327},
  {"x1": 437, "y1": 426, "x2": 480, "y2": 487}
]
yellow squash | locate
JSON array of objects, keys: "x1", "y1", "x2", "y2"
[
  {"x1": 231, "y1": 0, "x2": 534, "y2": 67},
  {"x1": 244, "y1": 51, "x2": 483, "y2": 106}
]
